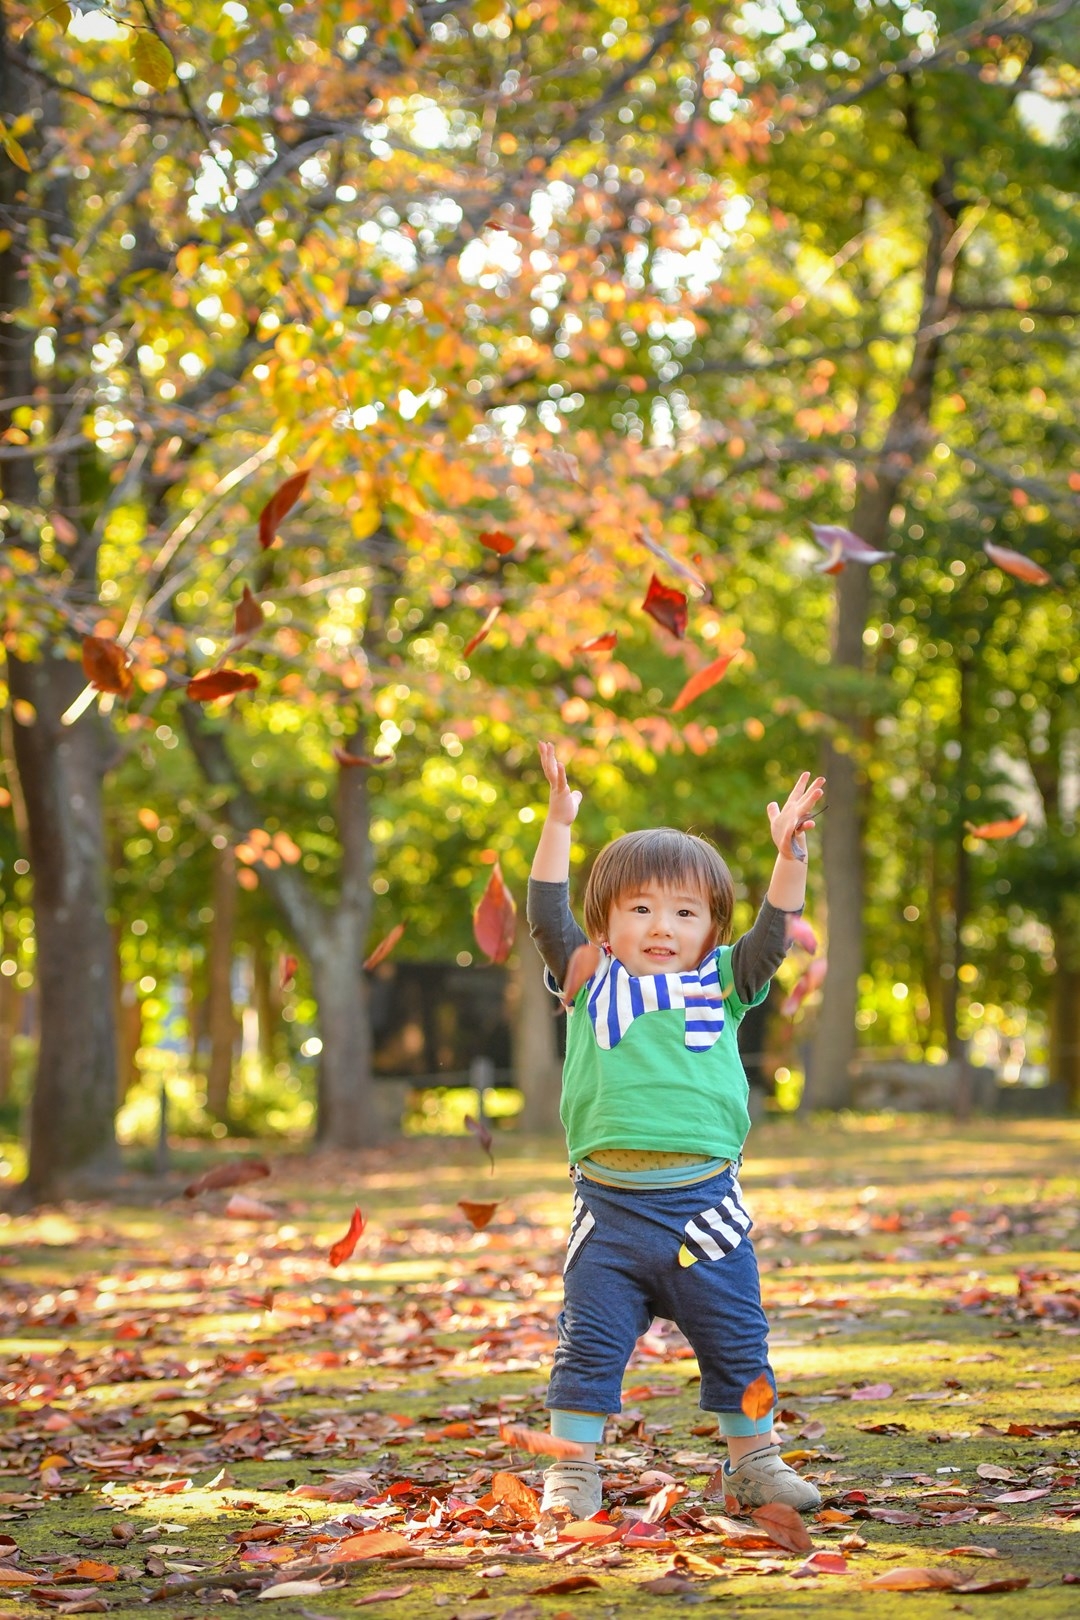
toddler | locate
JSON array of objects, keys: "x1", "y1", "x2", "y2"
[{"x1": 527, "y1": 740, "x2": 825, "y2": 1518}]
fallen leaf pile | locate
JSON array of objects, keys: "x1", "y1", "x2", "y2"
[{"x1": 0, "y1": 1120, "x2": 1075, "y2": 1607}]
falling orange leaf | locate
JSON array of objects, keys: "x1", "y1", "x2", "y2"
[
  {"x1": 740, "y1": 1373, "x2": 775, "y2": 1421},
  {"x1": 473, "y1": 861, "x2": 516, "y2": 963},
  {"x1": 671, "y1": 650, "x2": 739, "y2": 712},
  {"x1": 279, "y1": 954, "x2": 298, "y2": 991},
  {"x1": 983, "y1": 541, "x2": 1051, "y2": 585},
  {"x1": 499, "y1": 1423, "x2": 587, "y2": 1458},
  {"x1": 328, "y1": 1206, "x2": 365, "y2": 1267},
  {"x1": 479, "y1": 529, "x2": 515, "y2": 555},
  {"x1": 965, "y1": 812, "x2": 1027, "y2": 841},
  {"x1": 364, "y1": 922, "x2": 405, "y2": 971},
  {"x1": 458, "y1": 1199, "x2": 500, "y2": 1231},
  {"x1": 187, "y1": 668, "x2": 258, "y2": 702},
  {"x1": 573, "y1": 632, "x2": 618, "y2": 654},
  {"x1": 258, "y1": 468, "x2": 310, "y2": 550},
  {"x1": 82, "y1": 635, "x2": 133, "y2": 698},
  {"x1": 463, "y1": 604, "x2": 501, "y2": 657}
]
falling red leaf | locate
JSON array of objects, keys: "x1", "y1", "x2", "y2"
[
  {"x1": 328, "y1": 1206, "x2": 366, "y2": 1267},
  {"x1": 810, "y1": 524, "x2": 893, "y2": 565},
  {"x1": 671, "y1": 651, "x2": 739, "y2": 712},
  {"x1": 463, "y1": 604, "x2": 501, "y2": 658},
  {"x1": 965, "y1": 812, "x2": 1027, "y2": 840},
  {"x1": 279, "y1": 954, "x2": 298, "y2": 991},
  {"x1": 458, "y1": 1199, "x2": 500, "y2": 1231},
  {"x1": 983, "y1": 541, "x2": 1051, "y2": 585},
  {"x1": 479, "y1": 529, "x2": 515, "y2": 555},
  {"x1": 786, "y1": 916, "x2": 818, "y2": 953},
  {"x1": 464, "y1": 1113, "x2": 495, "y2": 1172},
  {"x1": 184, "y1": 1158, "x2": 271, "y2": 1198},
  {"x1": 499, "y1": 1423, "x2": 587, "y2": 1459},
  {"x1": 560, "y1": 942, "x2": 602, "y2": 1009},
  {"x1": 187, "y1": 668, "x2": 259, "y2": 701},
  {"x1": 234, "y1": 585, "x2": 265, "y2": 639},
  {"x1": 334, "y1": 747, "x2": 394, "y2": 768},
  {"x1": 780, "y1": 956, "x2": 827, "y2": 1018},
  {"x1": 364, "y1": 922, "x2": 406, "y2": 971},
  {"x1": 473, "y1": 861, "x2": 516, "y2": 963},
  {"x1": 642, "y1": 574, "x2": 689, "y2": 639},
  {"x1": 749, "y1": 1502, "x2": 813, "y2": 1554},
  {"x1": 740, "y1": 1373, "x2": 775, "y2": 1421},
  {"x1": 258, "y1": 468, "x2": 310, "y2": 550},
  {"x1": 574, "y1": 632, "x2": 618, "y2": 654},
  {"x1": 81, "y1": 635, "x2": 133, "y2": 698}
]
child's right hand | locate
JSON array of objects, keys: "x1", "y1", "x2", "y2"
[{"x1": 539, "y1": 740, "x2": 582, "y2": 826}]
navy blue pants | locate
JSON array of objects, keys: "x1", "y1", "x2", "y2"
[{"x1": 546, "y1": 1166, "x2": 776, "y2": 1432}]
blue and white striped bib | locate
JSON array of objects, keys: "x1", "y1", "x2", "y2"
[{"x1": 581, "y1": 951, "x2": 728, "y2": 1052}]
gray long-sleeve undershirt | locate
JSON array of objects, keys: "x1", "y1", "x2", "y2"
[{"x1": 526, "y1": 878, "x2": 796, "y2": 1004}]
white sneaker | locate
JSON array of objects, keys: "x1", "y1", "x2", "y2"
[
  {"x1": 722, "y1": 1445, "x2": 822, "y2": 1512},
  {"x1": 540, "y1": 1461, "x2": 603, "y2": 1518}
]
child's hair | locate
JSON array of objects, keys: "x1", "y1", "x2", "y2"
[{"x1": 583, "y1": 828, "x2": 736, "y2": 944}]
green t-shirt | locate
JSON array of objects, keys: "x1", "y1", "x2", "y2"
[{"x1": 560, "y1": 947, "x2": 767, "y2": 1163}]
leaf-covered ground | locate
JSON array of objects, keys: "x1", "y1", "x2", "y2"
[{"x1": 1, "y1": 1115, "x2": 1077, "y2": 1618}]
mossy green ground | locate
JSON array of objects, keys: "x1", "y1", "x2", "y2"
[{"x1": 1, "y1": 1115, "x2": 1077, "y2": 1617}]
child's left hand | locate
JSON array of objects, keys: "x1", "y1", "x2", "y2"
[{"x1": 767, "y1": 772, "x2": 825, "y2": 863}]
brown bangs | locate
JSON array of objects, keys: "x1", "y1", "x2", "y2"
[{"x1": 583, "y1": 828, "x2": 736, "y2": 943}]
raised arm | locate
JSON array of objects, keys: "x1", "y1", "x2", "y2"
[
  {"x1": 531, "y1": 739, "x2": 582, "y2": 883},
  {"x1": 528, "y1": 741, "x2": 587, "y2": 988},
  {"x1": 765, "y1": 770, "x2": 825, "y2": 911}
]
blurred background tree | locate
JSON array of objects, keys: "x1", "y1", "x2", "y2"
[{"x1": 2, "y1": 0, "x2": 1078, "y2": 1198}]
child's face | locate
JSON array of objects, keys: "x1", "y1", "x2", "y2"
[{"x1": 604, "y1": 879, "x2": 718, "y2": 976}]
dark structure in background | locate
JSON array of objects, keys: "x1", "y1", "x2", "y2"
[
  {"x1": 370, "y1": 960, "x2": 769, "y2": 1093},
  {"x1": 370, "y1": 961, "x2": 520, "y2": 1085}
]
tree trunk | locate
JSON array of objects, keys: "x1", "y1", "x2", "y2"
[
  {"x1": 808, "y1": 155, "x2": 963, "y2": 1109},
  {"x1": 510, "y1": 908, "x2": 563, "y2": 1133},
  {"x1": 943, "y1": 653, "x2": 975, "y2": 1117},
  {"x1": 251, "y1": 937, "x2": 280, "y2": 1073},
  {"x1": 310, "y1": 915, "x2": 378, "y2": 1148},
  {"x1": 206, "y1": 844, "x2": 238, "y2": 1119},
  {"x1": 0, "y1": 919, "x2": 19, "y2": 1106},
  {"x1": 1048, "y1": 959, "x2": 1080, "y2": 1111},
  {"x1": 7, "y1": 657, "x2": 120, "y2": 1198},
  {"x1": 181, "y1": 705, "x2": 380, "y2": 1145}
]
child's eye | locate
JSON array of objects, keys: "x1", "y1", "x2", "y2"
[{"x1": 677, "y1": 908, "x2": 696, "y2": 917}]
